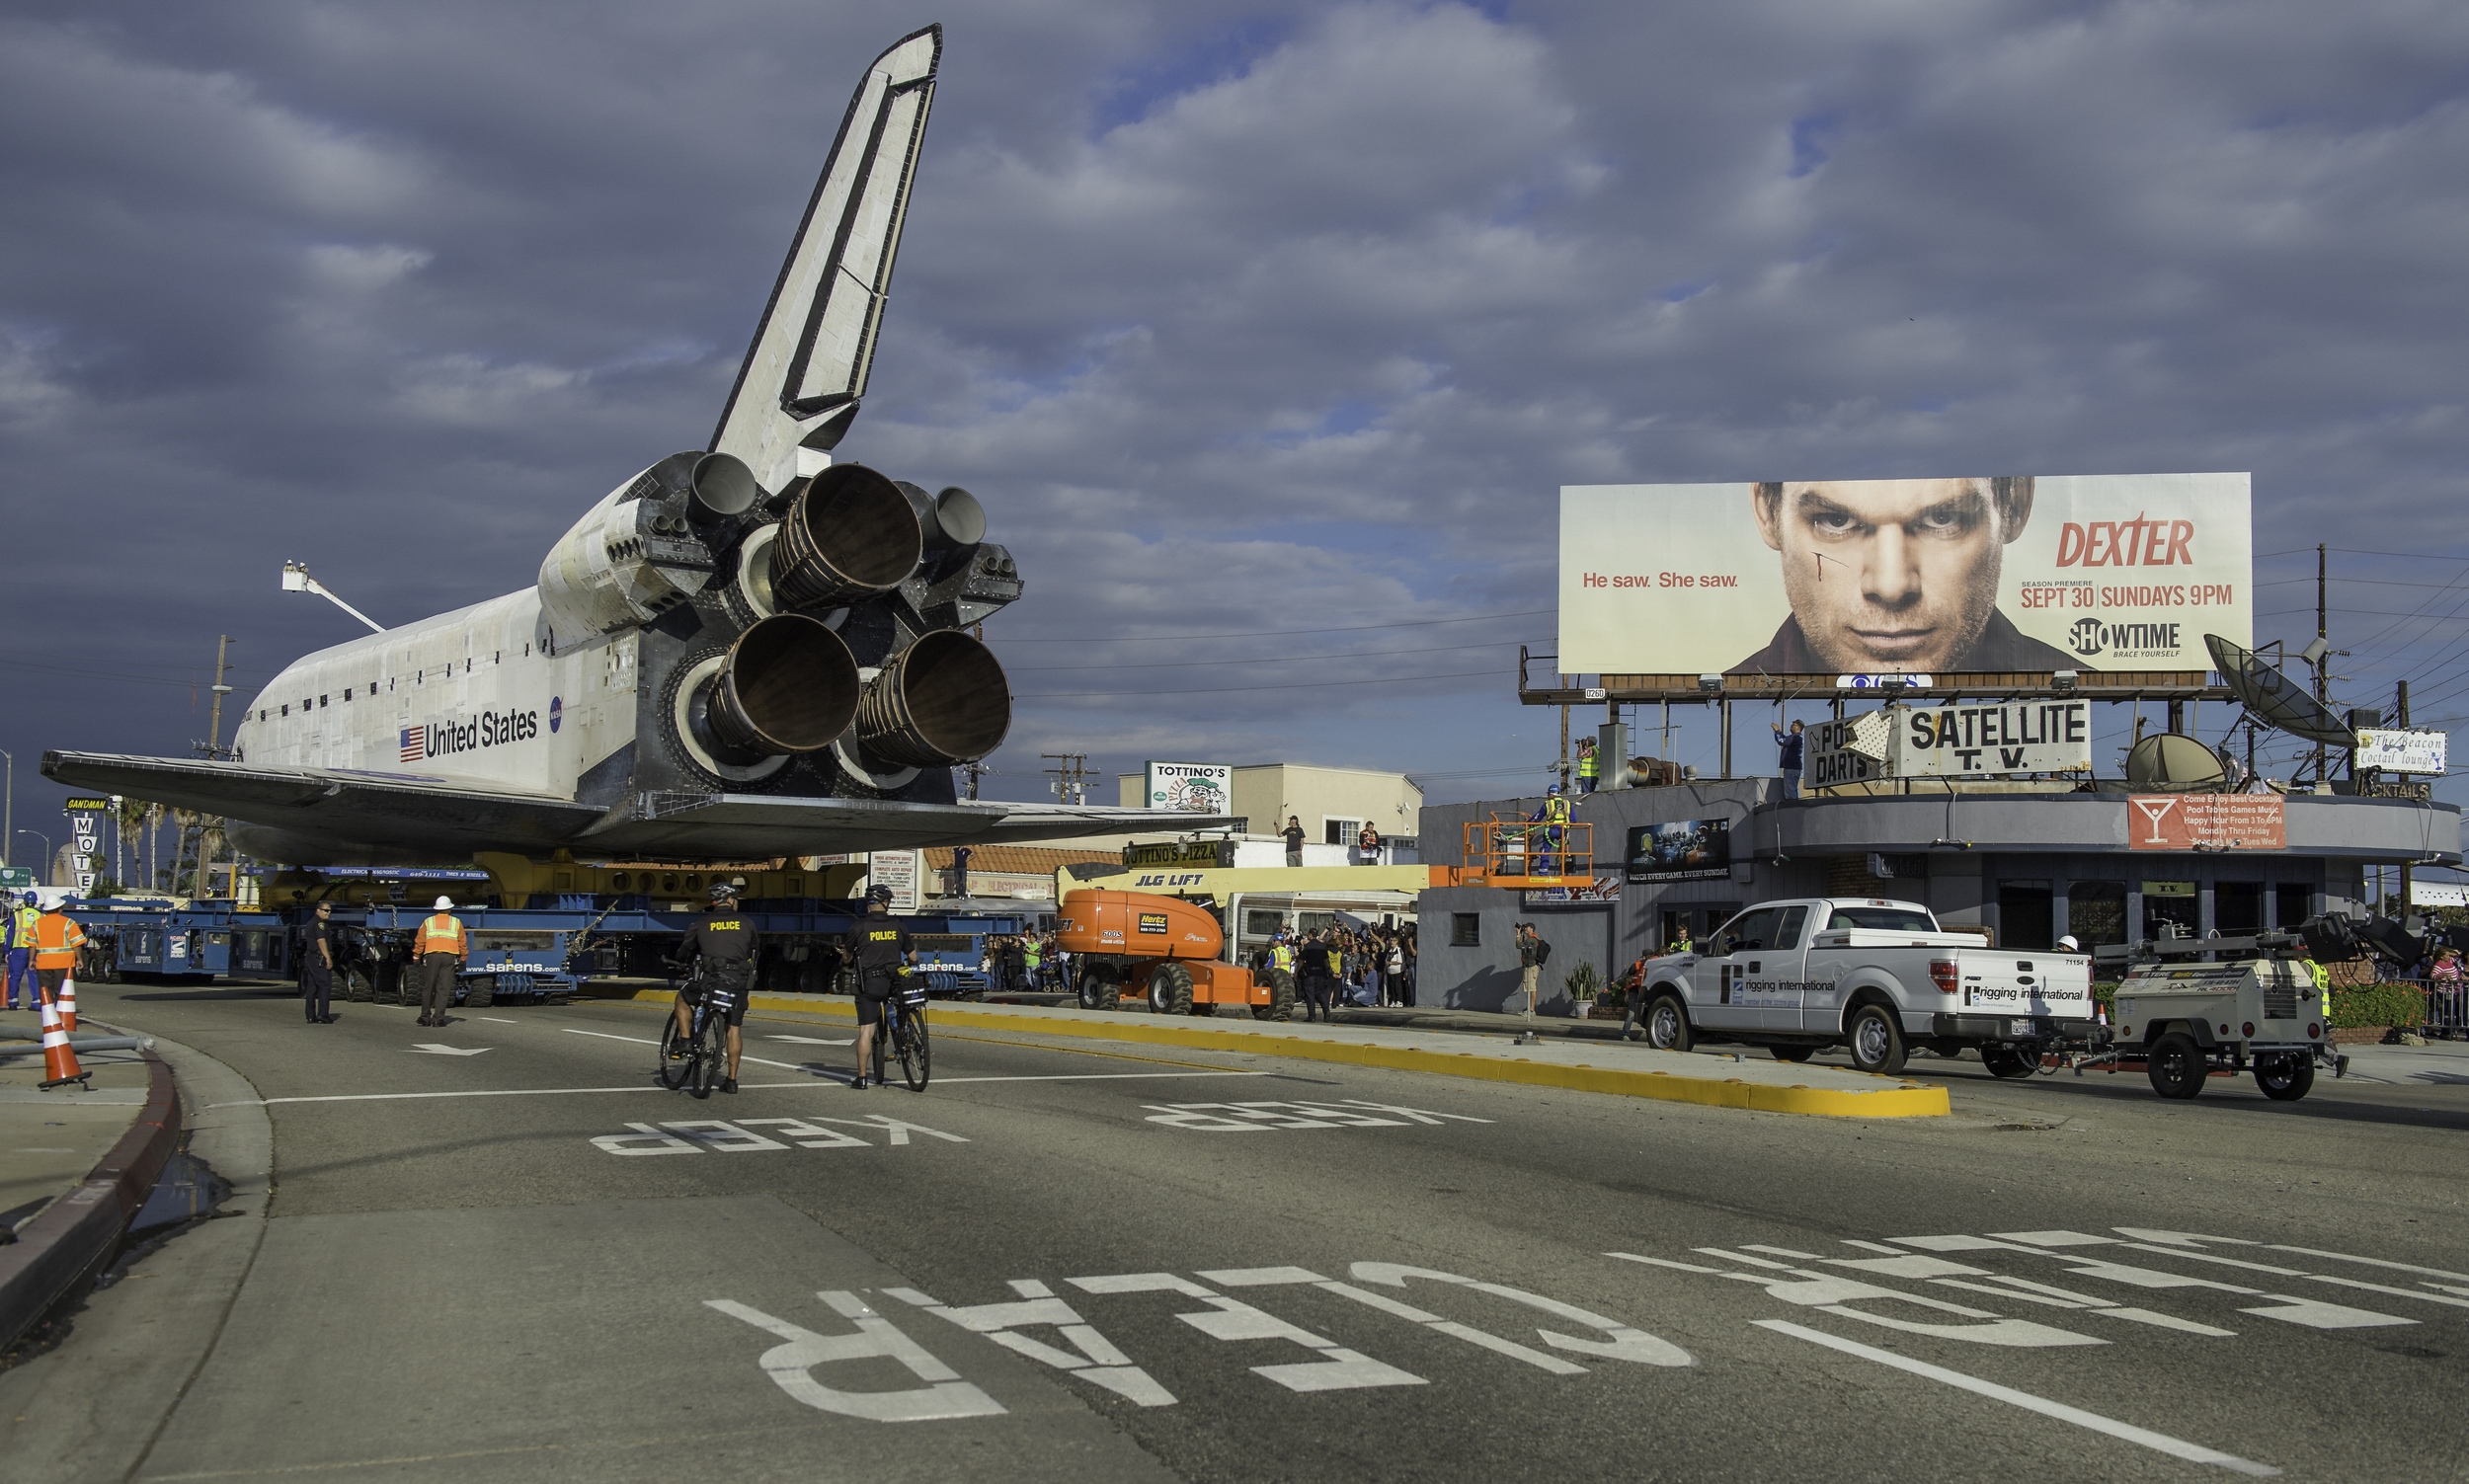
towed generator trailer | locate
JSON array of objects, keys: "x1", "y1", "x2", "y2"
[{"x1": 2091, "y1": 925, "x2": 2350, "y2": 1101}]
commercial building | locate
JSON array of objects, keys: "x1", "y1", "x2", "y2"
[
  {"x1": 1115, "y1": 763, "x2": 1422, "y2": 854},
  {"x1": 1418, "y1": 778, "x2": 2462, "y2": 1016}
]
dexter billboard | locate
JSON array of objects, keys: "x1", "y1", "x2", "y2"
[{"x1": 1559, "y1": 474, "x2": 2252, "y2": 676}]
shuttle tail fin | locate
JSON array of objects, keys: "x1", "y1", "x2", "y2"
[{"x1": 709, "y1": 23, "x2": 941, "y2": 490}]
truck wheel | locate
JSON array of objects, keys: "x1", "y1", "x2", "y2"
[
  {"x1": 1079, "y1": 969, "x2": 1115, "y2": 1011},
  {"x1": 2254, "y1": 1052, "x2": 2315, "y2": 1102},
  {"x1": 1846, "y1": 1004, "x2": 1906, "y2": 1076},
  {"x1": 1149, "y1": 963, "x2": 1194, "y2": 1016},
  {"x1": 1642, "y1": 994, "x2": 1692, "y2": 1053},
  {"x1": 2146, "y1": 1032, "x2": 2206, "y2": 1099},
  {"x1": 1253, "y1": 968, "x2": 1296, "y2": 1021},
  {"x1": 1980, "y1": 1045, "x2": 2039, "y2": 1080},
  {"x1": 1770, "y1": 1045, "x2": 1815, "y2": 1063}
]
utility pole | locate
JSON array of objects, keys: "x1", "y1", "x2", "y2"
[
  {"x1": 2399, "y1": 678, "x2": 2413, "y2": 914},
  {"x1": 1042, "y1": 753, "x2": 1091, "y2": 807},
  {"x1": 2312, "y1": 543, "x2": 2328, "y2": 786},
  {"x1": 1557, "y1": 704, "x2": 1569, "y2": 792},
  {"x1": 204, "y1": 635, "x2": 235, "y2": 758}
]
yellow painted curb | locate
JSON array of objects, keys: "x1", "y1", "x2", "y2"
[{"x1": 630, "y1": 990, "x2": 1950, "y2": 1118}]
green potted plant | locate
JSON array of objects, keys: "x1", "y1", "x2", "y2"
[{"x1": 1562, "y1": 960, "x2": 1603, "y2": 1017}]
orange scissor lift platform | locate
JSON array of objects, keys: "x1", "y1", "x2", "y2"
[{"x1": 1459, "y1": 816, "x2": 1593, "y2": 889}]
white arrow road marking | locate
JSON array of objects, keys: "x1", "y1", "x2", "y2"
[
  {"x1": 708, "y1": 1292, "x2": 1004, "y2": 1422},
  {"x1": 1757, "y1": 1319, "x2": 2279, "y2": 1476},
  {"x1": 889, "y1": 1281, "x2": 1175, "y2": 1407},
  {"x1": 408, "y1": 1044, "x2": 491, "y2": 1056}
]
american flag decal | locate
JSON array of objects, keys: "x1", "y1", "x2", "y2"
[{"x1": 399, "y1": 727, "x2": 423, "y2": 762}]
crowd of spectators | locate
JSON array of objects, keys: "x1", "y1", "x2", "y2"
[{"x1": 1254, "y1": 922, "x2": 1415, "y2": 1020}]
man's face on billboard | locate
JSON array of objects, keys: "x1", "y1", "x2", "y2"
[{"x1": 1754, "y1": 478, "x2": 2012, "y2": 672}]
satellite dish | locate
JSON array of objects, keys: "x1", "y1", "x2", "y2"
[
  {"x1": 2124, "y1": 733, "x2": 2227, "y2": 793},
  {"x1": 2204, "y1": 634, "x2": 2355, "y2": 748}
]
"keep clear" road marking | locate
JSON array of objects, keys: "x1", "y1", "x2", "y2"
[
  {"x1": 1142, "y1": 1098, "x2": 1496, "y2": 1132},
  {"x1": 592, "y1": 1115, "x2": 968, "y2": 1154}
]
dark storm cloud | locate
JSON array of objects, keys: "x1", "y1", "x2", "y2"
[{"x1": 4, "y1": 0, "x2": 2466, "y2": 830}]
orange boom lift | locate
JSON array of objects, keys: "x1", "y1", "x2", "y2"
[{"x1": 1055, "y1": 890, "x2": 1296, "y2": 1020}]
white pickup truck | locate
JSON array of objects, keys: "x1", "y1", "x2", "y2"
[{"x1": 1625, "y1": 897, "x2": 2098, "y2": 1076}]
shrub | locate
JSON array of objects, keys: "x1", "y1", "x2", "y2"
[{"x1": 2330, "y1": 983, "x2": 2426, "y2": 1030}]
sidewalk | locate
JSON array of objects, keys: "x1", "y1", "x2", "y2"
[
  {"x1": 0, "y1": 1021, "x2": 182, "y2": 1355},
  {"x1": 625, "y1": 989, "x2": 1950, "y2": 1118}
]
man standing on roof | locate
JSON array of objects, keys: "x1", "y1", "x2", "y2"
[
  {"x1": 1283, "y1": 816, "x2": 1307, "y2": 867},
  {"x1": 414, "y1": 897, "x2": 467, "y2": 1028},
  {"x1": 1773, "y1": 718, "x2": 1805, "y2": 800}
]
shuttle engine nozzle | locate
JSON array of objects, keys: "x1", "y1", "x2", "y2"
[
  {"x1": 855, "y1": 629, "x2": 1012, "y2": 766},
  {"x1": 772, "y1": 463, "x2": 922, "y2": 611},
  {"x1": 697, "y1": 614, "x2": 862, "y2": 760}
]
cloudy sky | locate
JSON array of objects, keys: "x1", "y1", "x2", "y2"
[{"x1": 5, "y1": 0, "x2": 2466, "y2": 861}]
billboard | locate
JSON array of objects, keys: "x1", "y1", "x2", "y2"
[
  {"x1": 1144, "y1": 761, "x2": 1232, "y2": 813},
  {"x1": 1805, "y1": 701, "x2": 2093, "y2": 783},
  {"x1": 1559, "y1": 474, "x2": 2251, "y2": 676},
  {"x1": 1626, "y1": 820, "x2": 1731, "y2": 883},
  {"x1": 2127, "y1": 795, "x2": 2285, "y2": 851}
]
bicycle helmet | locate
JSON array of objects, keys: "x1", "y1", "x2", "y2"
[
  {"x1": 866, "y1": 885, "x2": 895, "y2": 904},
  {"x1": 709, "y1": 882, "x2": 740, "y2": 902}
]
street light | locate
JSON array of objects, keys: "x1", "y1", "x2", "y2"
[{"x1": 15, "y1": 829, "x2": 51, "y2": 883}]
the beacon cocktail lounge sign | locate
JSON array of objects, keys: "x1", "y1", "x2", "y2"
[{"x1": 1558, "y1": 473, "x2": 2252, "y2": 678}]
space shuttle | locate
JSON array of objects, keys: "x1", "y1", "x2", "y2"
[{"x1": 46, "y1": 26, "x2": 1214, "y2": 867}]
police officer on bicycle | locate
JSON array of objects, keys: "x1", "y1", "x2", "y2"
[
  {"x1": 669, "y1": 883, "x2": 757, "y2": 1094},
  {"x1": 842, "y1": 886, "x2": 912, "y2": 1090}
]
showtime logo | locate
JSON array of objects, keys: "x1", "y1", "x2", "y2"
[{"x1": 2055, "y1": 517, "x2": 2195, "y2": 568}]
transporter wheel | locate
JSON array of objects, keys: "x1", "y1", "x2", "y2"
[
  {"x1": 1980, "y1": 1045, "x2": 2040, "y2": 1080},
  {"x1": 1846, "y1": 1004, "x2": 1907, "y2": 1076},
  {"x1": 2254, "y1": 1052, "x2": 2315, "y2": 1102},
  {"x1": 1253, "y1": 968, "x2": 1297, "y2": 1022},
  {"x1": 1642, "y1": 994, "x2": 1693, "y2": 1054},
  {"x1": 2146, "y1": 1032, "x2": 2207, "y2": 1099},
  {"x1": 1769, "y1": 1045, "x2": 1815, "y2": 1063},
  {"x1": 466, "y1": 976, "x2": 496, "y2": 1009},
  {"x1": 1149, "y1": 963, "x2": 1194, "y2": 1016}
]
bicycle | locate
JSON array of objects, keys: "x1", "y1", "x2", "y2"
[
  {"x1": 869, "y1": 972, "x2": 932, "y2": 1092},
  {"x1": 659, "y1": 967, "x2": 739, "y2": 1100}
]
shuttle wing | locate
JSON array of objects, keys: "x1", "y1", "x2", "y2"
[
  {"x1": 43, "y1": 751, "x2": 605, "y2": 861},
  {"x1": 709, "y1": 23, "x2": 941, "y2": 490},
  {"x1": 44, "y1": 750, "x2": 1230, "y2": 865}
]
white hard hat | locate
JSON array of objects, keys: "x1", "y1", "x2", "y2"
[
  {"x1": 434, "y1": 896, "x2": 454, "y2": 909},
  {"x1": 2057, "y1": 935, "x2": 2081, "y2": 952}
]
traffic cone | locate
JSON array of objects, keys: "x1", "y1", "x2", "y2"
[
  {"x1": 37, "y1": 991, "x2": 87, "y2": 1090},
  {"x1": 56, "y1": 974, "x2": 76, "y2": 1035}
]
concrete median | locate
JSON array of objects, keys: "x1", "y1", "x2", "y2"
[{"x1": 625, "y1": 989, "x2": 1950, "y2": 1118}]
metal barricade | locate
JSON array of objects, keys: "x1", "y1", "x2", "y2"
[{"x1": 2424, "y1": 978, "x2": 2467, "y2": 1040}]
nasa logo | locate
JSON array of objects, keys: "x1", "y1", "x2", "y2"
[{"x1": 549, "y1": 696, "x2": 563, "y2": 734}]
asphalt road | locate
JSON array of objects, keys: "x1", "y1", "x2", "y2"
[{"x1": 8, "y1": 977, "x2": 2466, "y2": 1483}]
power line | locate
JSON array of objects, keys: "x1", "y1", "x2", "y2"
[
  {"x1": 1017, "y1": 666, "x2": 1511, "y2": 696},
  {"x1": 1007, "y1": 639, "x2": 1520, "y2": 672},
  {"x1": 992, "y1": 607, "x2": 1552, "y2": 643}
]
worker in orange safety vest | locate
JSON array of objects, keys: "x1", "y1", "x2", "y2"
[
  {"x1": 34, "y1": 902, "x2": 87, "y2": 1011},
  {"x1": 414, "y1": 897, "x2": 467, "y2": 1028}
]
